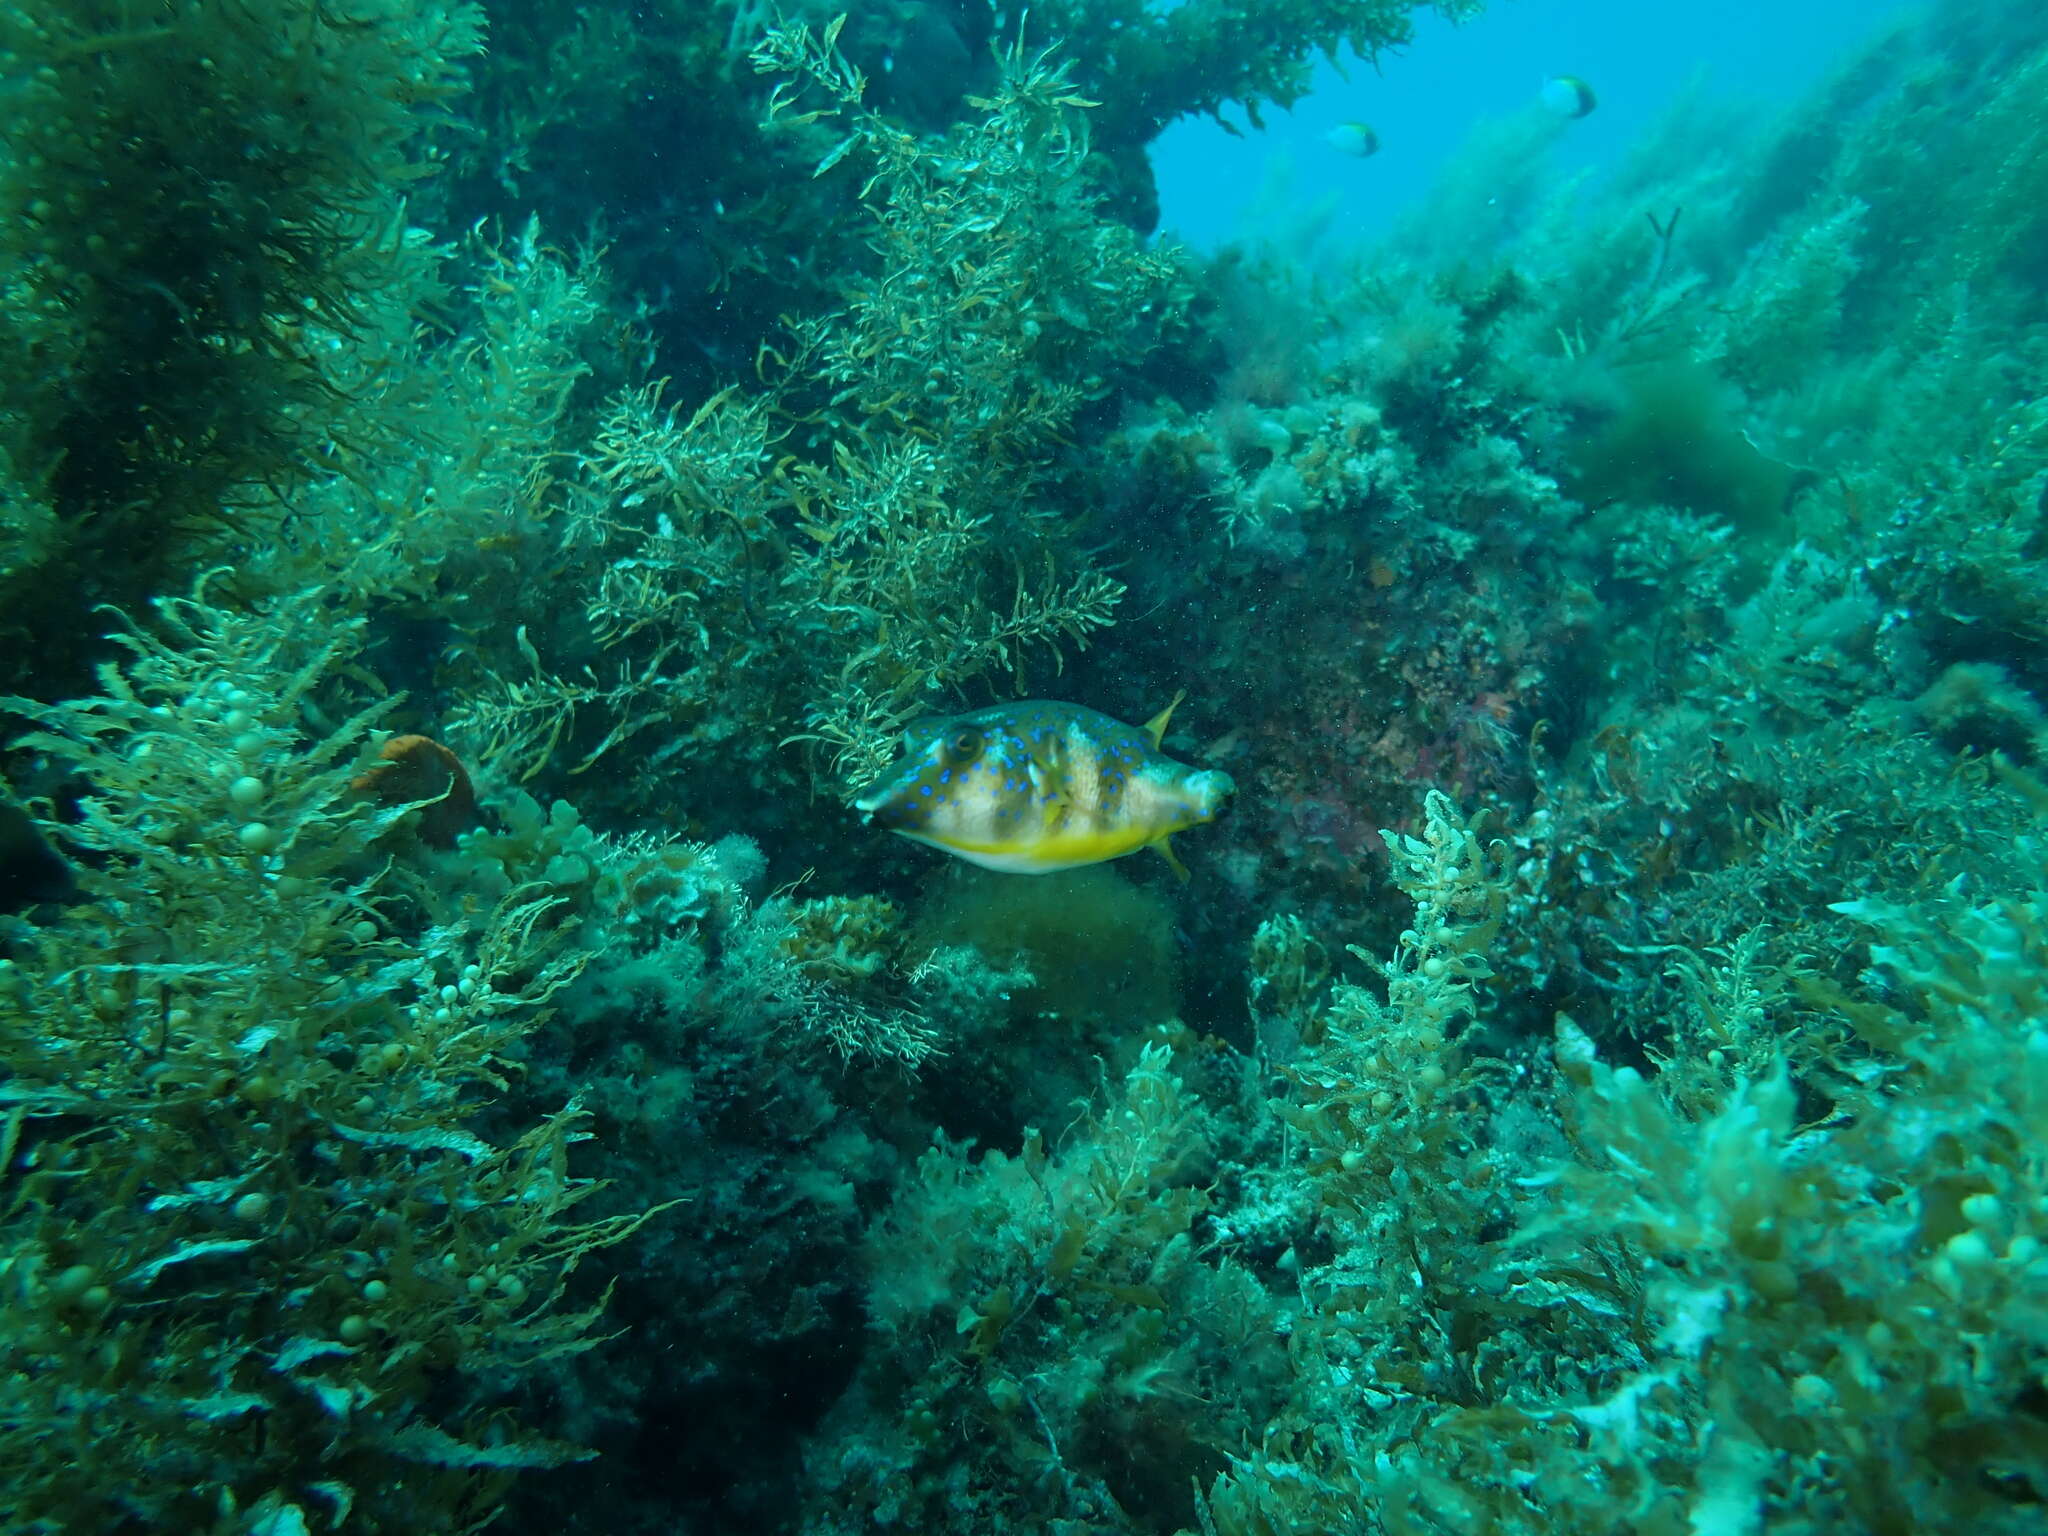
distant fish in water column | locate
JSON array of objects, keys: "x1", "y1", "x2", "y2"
[
  {"x1": 1323, "y1": 121, "x2": 1380, "y2": 158},
  {"x1": 1540, "y1": 74, "x2": 1598, "y2": 118}
]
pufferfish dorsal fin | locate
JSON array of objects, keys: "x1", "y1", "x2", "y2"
[{"x1": 1142, "y1": 689, "x2": 1188, "y2": 750}]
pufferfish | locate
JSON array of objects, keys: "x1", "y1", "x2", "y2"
[{"x1": 853, "y1": 694, "x2": 1235, "y2": 880}]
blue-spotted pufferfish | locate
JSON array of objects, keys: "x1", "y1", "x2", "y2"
[{"x1": 853, "y1": 694, "x2": 1235, "y2": 879}]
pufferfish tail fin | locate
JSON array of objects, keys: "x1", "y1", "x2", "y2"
[
  {"x1": 1142, "y1": 689, "x2": 1188, "y2": 750},
  {"x1": 1152, "y1": 832, "x2": 1190, "y2": 883}
]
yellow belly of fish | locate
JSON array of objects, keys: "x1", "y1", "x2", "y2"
[{"x1": 902, "y1": 823, "x2": 1153, "y2": 874}]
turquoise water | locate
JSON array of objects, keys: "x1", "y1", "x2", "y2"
[
  {"x1": 1152, "y1": 0, "x2": 1912, "y2": 251},
  {"x1": 2, "y1": 2, "x2": 2045, "y2": 1532}
]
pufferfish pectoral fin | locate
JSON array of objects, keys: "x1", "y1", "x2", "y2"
[
  {"x1": 1026, "y1": 753, "x2": 1070, "y2": 830},
  {"x1": 1152, "y1": 832, "x2": 1190, "y2": 884},
  {"x1": 1142, "y1": 690, "x2": 1187, "y2": 750}
]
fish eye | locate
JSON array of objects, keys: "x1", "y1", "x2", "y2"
[{"x1": 942, "y1": 727, "x2": 984, "y2": 767}]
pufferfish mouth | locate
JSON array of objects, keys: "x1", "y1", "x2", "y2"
[
  {"x1": 1186, "y1": 769, "x2": 1236, "y2": 820},
  {"x1": 852, "y1": 775, "x2": 901, "y2": 816}
]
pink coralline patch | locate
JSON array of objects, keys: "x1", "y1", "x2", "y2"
[
  {"x1": 1188, "y1": 561, "x2": 1557, "y2": 921},
  {"x1": 1230, "y1": 655, "x2": 1535, "y2": 899},
  {"x1": 1249, "y1": 696, "x2": 1398, "y2": 886},
  {"x1": 1210, "y1": 844, "x2": 1266, "y2": 902},
  {"x1": 1286, "y1": 793, "x2": 1380, "y2": 858}
]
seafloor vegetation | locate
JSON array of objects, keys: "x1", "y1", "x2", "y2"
[{"x1": 3, "y1": 0, "x2": 2047, "y2": 1532}]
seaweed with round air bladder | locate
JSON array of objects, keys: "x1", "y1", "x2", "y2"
[
  {"x1": 0, "y1": 0, "x2": 484, "y2": 697},
  {"x1": 448, "y1": 15, "x2": 1185, "y2": 795},
  {"x1": 0, "y1": 581, "x2": 668, "y2": 1533},
  {"x1": 808, "y1": 1031, "x2": 1289, "y2": 1533},
  {"x1": 1192, "y1": 786, "x2": 2048, "y2": 1536}
]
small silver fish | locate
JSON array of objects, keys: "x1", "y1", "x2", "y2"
[
  {"x1": 1541, "y1": 75, "x2": 1597, "y2": 119},
  {"x1": 1325, "y1": 121, "x2": 1380, "y2": 158}
]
